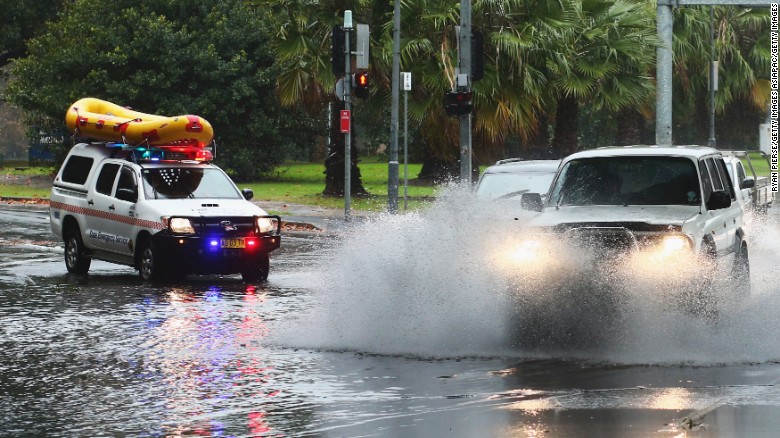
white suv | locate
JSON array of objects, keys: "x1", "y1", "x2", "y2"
[
  {"x1": 506, "y1": 146, "x2": 750, "y2": 316},
  {"x1": 50, "y1": 142, "x2": 281, "y2": 282}
]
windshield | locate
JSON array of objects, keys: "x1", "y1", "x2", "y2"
[
  {"x1": 141, "y1": 167, "x2": 243, "y2": 199},
  {"x1": 476, "y1": 172, "x2": 556, "y2": 199},
  {"x1": 548, "y1": 156, "x2": 700, "y2": 206}
]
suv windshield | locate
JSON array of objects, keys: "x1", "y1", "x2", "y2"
[
  {"x1": 141, "y1": 167, "x2": 242, "y2": 199},
  {"x1": 548, "y1": 156, "x2": 700, "y2": 206},
  {"x1": 476, "y1": 172, "x2": 556, "y2": 199}
]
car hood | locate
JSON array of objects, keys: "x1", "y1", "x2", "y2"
[
  {"x1": 524, "y1": 205, "x2": 700, "y2": 229},
  {"x1": 145, "y1": 198, "x2": 269, "y2": 217}
]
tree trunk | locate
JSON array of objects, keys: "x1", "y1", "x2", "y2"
[
  {"x1": 615, "y1": 108, "x2": 643, "y2": 146},
  {"x1": 323, "y1": 99, "x2": 369, "y2": 196},
  {"x1": 553, "y1": 94, "x2": 579, "y2": 157},
  {"x1": 416, "y1": 157, "x2": 458, "y2": 183}
]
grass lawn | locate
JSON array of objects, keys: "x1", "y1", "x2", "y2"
[
  {"x1": 0, "y1": 159, "x2": 440, "y2": 211},
  {"x1": 244, "y1": 160, "x2": 439, "y2": 211}
]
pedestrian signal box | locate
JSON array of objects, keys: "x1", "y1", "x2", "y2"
[{"x1": 444, "y1": 91, "x2": 473, "y2": 116}]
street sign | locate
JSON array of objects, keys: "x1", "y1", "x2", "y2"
[
  {"x1": 356, "y1": 24, "x2": 370, "y2": 69},
  {"x1": 401, "y1": 72, "x2": 412, "y2": 91},
  {"x1": 340, "y1": 110, "x2": 351, "y2": 133}
]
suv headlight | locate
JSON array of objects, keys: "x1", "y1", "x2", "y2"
[
  {"x1": 256, "y1": 217, "x2": 277, "y2": 234},
  {"x1": 162, "y1": 217, "x2": 196, "y2": 234},
  {"x1": 659, "y1": 234, "x2": 692, "y2": 254}
]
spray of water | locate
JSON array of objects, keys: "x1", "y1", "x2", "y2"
[{"x1": 272, "y1": 186, "x2": 780, "y2": 365}]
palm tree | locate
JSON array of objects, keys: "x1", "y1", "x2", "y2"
[
  {"x1": 672, "y1": 6, "x2": 770, "y2": 147},
  {"x1": 546, "y1": 0, "x2": 659, "y2": 155},
  {"x1": 250, "y1": 0, "x2": 371, "y2": 195}
]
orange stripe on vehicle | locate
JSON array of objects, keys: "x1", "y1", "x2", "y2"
[{"x1": 50, "y1": 201, "x2": 164, "y2": 230}]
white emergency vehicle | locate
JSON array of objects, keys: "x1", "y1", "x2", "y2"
[{"x1": 49, "y1": 142, "x2": 281, "y2": 281}]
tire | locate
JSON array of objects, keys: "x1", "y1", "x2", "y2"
[
  {"x1": 64, "y1": 228, "x2": 91, "y2": 275},
  {"x1": 138, "y1": 239, "x2": 165, "y2": 281},
  {"x1": 241, "y1": 253, "x2": 270, "y2": 283}
]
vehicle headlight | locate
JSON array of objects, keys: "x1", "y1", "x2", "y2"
[
  {"x1": 163, "y1": 217, "x2": 195, "y2": 234},
  {"x1": 256, "y1": 217, "x2": 277, "y2": 234},
  {"x1": 659, "y1": 234, "x2": 692, "y2": 254},
  {"x1": 507, "y1": 239, "x2": 543, "y2": 263}
]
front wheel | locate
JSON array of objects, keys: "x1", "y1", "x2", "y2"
[
  {"x1": 138, "y1": 239, "x2": 166, "y2": 281},
  {"x1": 64, "y1": 230, "x2": 91, "y2": 275},
  {"x1": 241, "y1": 253, "x2": 270, "y2": 283}
]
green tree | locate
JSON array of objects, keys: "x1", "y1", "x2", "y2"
[
  {"x1": 5, "y1": 0, "x2": 315, "y2": 180},
  {"x1": 0, "y1": 0, "x2": 66, "y2": 69},
  {"x1": 255, "y1": 0, "x2": 372, "y2": 196},
  {"x1": 672, "y1": 6, "x2": 771, "y2": 147},
  {"x1": 544, "y1": 0, "x2": 659, "y2": 155}
]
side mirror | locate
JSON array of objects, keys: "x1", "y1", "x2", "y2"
[
  {"x1": 521, "y1": 192, "x2": 544, "y2": 212},
  {"x1": 707, "y1": 190, "x2": 731, "y2": 210},
  {"x1": 740, "y1": 177, "x2": 755, "y2": 189},
  {"x1": 242, "y1": 188, "x2": 254, "y2": 201},
  {"x1": 116, "y1": 187, "x2": 137, "y2": 203}
]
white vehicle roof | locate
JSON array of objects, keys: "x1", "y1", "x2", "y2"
[
  {"x1": 482, "y1": 159, "x2": 560, "y2": 175},
  {"x1": 564, "y1": 145, "x2": 721, "y2": 162}
]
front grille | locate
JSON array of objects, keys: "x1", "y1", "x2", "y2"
[
  {"x1": 191, "y1": 216, "x2": 256, "y2": 236},
  {"x1": 565, "y1": 227, "x2": 638, "y2": 255}
]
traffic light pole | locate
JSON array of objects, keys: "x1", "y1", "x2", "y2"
[
  {"x1": 388, "y1": 0, "x2": 401, "y2": 213},
  {"x1": 343, "y1": 17, "x2": 352, "y2": 220},
  {"x1": 458, "y1": 0, "x2": 472, "y2": 183}
]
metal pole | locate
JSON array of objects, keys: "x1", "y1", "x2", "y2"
[
  {"x1": 656, "y1": 1, "x2": 674, "y2": 145},
  {"x1": 708, "y1": 6, "x2": 717, "y2": 147},
  {"x1": 388, "y1": 0, "x2": 401, "y2": 213},
  {"x1": 344, "y1": 17, "x2": 352, "y2": 220},
  {"x1": 459, "y1": 0, "x2": 472, "y2": 183},
  {"x1": 403, "y1": 89, "x2": 409, "y2": 210}
]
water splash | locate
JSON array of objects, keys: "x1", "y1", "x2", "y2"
[{"x1": 273, "y1": 186, "x2": 780, "y2": 365}]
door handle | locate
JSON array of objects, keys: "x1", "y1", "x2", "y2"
[
  {"x1": 88, "y1": 200, "x2": 94, "y2": 206},
  {"x1": 109, "y1": 205, "x2": 115, "y2": 211}
]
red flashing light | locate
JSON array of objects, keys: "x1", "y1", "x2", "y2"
[
  {"x1": 157, "y1": 145, "x2": 214, "y2": 162},
  {"x1": 245, "y1": 238, "x2": 258, "y2": 251}
]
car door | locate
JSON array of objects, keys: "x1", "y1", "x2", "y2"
[
  {"x1": 85, "y1": 162, "x2": 121, "y2": 250},
  {"x1": 700, "y1": 157, "x2": 739, "y2": 256},
  {"x1": 713, "y1": 156, "x2": 742, "y2": 253},
  {"x1": 102, "y1": 164, "x2": 140, "y2": 256}
]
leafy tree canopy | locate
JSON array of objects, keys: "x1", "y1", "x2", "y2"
[
  {"x1": 0, "y1": 0, "x2": 65, "y2": 68},
  {"x1": 5, "y1": 0, "x2": 318, "y2": 180}
]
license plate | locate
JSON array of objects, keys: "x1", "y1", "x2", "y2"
[{"x1": 220, "y1": 238, "x2": 245, "y2": 249}]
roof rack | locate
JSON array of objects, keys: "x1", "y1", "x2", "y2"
[{"x1": 494, "y1": 157, "x2": 526, "y2": 165}]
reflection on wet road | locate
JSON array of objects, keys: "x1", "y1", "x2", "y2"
[{"x1": 2, "y1": 204, "x2": 780, "y2": 437}]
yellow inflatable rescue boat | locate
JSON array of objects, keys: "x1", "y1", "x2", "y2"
[{"x1": 65, "y1": 98, "x2": 214, "y2": 147}]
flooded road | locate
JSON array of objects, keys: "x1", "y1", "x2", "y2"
[{"x1": 2, "y1": 202, "x2": 780, "y2": 437}]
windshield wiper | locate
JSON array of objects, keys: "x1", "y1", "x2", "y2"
[{"x1": 497, "y1": 189, "x2": 529, "y2": 200}]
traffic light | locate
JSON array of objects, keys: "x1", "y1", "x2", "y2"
[
  {"x1": 444, "y1": 91, "x2": 473, "y2": 116},
  {"x1": 472, "y1": 30, "x2": 484, "y2": 82},
  {"x1": 353, "y1": 70, "x2": 369, "y2": 99},
  {"x1": 332, "y1": 25, "x2": 345, "y2": 76}
]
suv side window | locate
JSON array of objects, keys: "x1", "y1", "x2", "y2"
[
  {"x1": 714, "y1": 158, "x2": 736, "y2": 200},
  {"x1": 61, "y1": 156, "x2": 94, "y2": 185},
  {"x1": 95, "y1": 163, "x2": 120, "y2": 195},
  {"x1": 115, "y1": 166, "x2": 138, "y2": 202},
  {"x1": 698, "y1": 160, "x2": 713, "y2": 203},
  {"x1": 736, "y1": 161, "x2": 746, "y2": 188},
  {"x1": 705, "y1": 159, "x2": 724, "y2": 191}
]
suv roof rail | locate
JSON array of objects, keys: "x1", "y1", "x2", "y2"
[{"x1": 495, "y1": 157, "x2": 525, "y2": 165}]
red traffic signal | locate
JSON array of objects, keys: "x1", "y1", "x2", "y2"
[
  {"x1": 353, "y1": 71, "x2": 369, "y2": 99},
  {"x1": 444, "y1": 91, "x2": 473, "y2": 116}
]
